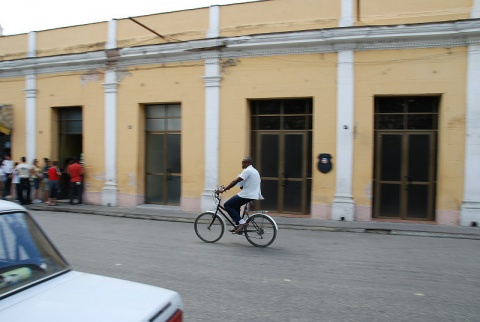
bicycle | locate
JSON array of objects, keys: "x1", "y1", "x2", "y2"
[{"x1": 194, "y1": 188, "x2": 278, "y2": 247}]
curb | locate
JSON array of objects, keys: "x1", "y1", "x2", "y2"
[
  {"x1": 274, "y1": 224, "x2": 480, "y2": 240},
  {"x1": 27, "y1": 205, "x2": 480, "y2": 240}
]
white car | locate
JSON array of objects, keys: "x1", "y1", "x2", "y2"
[{"x1": 0, "y1": 201, "x2": 183, "y2": 322}]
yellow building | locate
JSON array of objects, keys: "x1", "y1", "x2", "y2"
[{"x1": 0, "y1": 0, "x2": 479, "y2": 226}]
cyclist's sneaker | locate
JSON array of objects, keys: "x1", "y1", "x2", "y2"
[
  {"x1": 234, "y1": 222, "x2": 249, "y2": 234},
  {"x1": 229, "y1": 227, "x2": 237, "y2": 233}
]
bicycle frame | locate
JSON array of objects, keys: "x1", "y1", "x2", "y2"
[
  {"x1": 210, "y1": 194, "x2": 252, "y2": 228},
  {"x1": 195, "y1": 190, "x2": 278, "y2": 247}
]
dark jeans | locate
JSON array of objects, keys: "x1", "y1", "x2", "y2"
[
  {"x1": 19, "y1": 178, "x2": 31, "y2": 205},
  {"x1": 69, "y1": 181, "x2": 82, "y2": 204},
  {"x1": 224, "y1": 195, "x2": 253, "y2": 224},
  {"x1": 15, "y1": 183, "x2": 21, "y2": 202},
  {"x1": 2, "y1": 175, "x2": 11, "y2": 198},
  {"x1": 49, "y1": 180, "x2": 59, "y2": 199}
]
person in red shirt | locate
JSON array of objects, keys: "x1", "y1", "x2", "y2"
[
  {"x1": 47, "y1": 161, "x2": 61, "y2": 206},
  {"x1": 67, "y1": 157, "x2": 83, "y2": 205}
]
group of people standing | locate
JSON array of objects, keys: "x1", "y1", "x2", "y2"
[{"x1": 0, "y1": 154, "x2": 83, "y2": 206}]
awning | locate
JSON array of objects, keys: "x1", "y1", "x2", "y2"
[{"x1": 0, "y1": 105, "x2": 13, "y2": 135}]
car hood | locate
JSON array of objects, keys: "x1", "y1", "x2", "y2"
[{"x1": 0, "y1": 270, "x2": 182, "y2": 322}]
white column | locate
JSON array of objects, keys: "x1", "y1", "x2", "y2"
[
  {"x1": 24, "y1": 31, "x2": 37, "y2": 163},
  {"x1": 472, "y1": 0, "x2": 480, "y2": 18},
  {"x1": 201, "y1": 58, "x2": 222, "y2": 211},
  {"x1": 331, "y1": 50, "x2": 355, "y2": 221},
  {"x1": 206, "y1": 5, "x2": 220, "y2": 38},
  {"x1": 201, "y1": 5, "x2": 222, "y2": 211},
  {"x1": 27, "y1": 31, "x2": 36, "y2": 58},
  {"x1": 460, "y1": 43, "x2": 480, "y2": 226},
  {"x1": 106, "y1": 19, "x2": 117, "y2": 49},
  {"x1": 24, "y1": 74, "x2": 36, "y2": 163},
  {"x1": 102, "y1": 71, "x2": 118, "y2": 206},
  {"x1": 339, "y1": 0, "x2": 355, "y2": 27},
  {"x1": 102, "y1": 20, "x2": 118, "y2": 206}
]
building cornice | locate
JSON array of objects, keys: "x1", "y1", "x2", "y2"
[
  {"x1": 1, "y1": 19, "x2": 479, "y2": 78},
  {"x1": 0, "y1": 51, "x2": 106, "y2": 78}
]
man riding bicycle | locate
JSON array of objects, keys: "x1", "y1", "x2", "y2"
[{"x1": 217, "y1": 157, "x2": 264, "y2": 234}]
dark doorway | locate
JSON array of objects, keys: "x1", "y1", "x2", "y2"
[
  {"x1": 373, "y1": 96, "x2": 439, "y2": 220},
  {"x1": 0, "y1": 133, "x2": 11, "y2": 159},
  {"x1": 58, "y1": 107, "x2": 83, "y2": 199},
  {"x1": 145, "y1": 104, "x2": 181, "y2": 205},
  {"x1": 251, "y1": 99, "x2": 312, "y2": 214}
]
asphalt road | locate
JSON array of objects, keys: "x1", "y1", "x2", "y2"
[{"x1": 33, "y1": 210, "x2": 480, "y2": 322}]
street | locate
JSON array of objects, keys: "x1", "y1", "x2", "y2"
[{"x1": 33, "y1": 210, "x2": 480, "y2": 322}]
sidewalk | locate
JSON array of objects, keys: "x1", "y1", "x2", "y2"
[{"x1": 26, "y1": 201, "x2": 480, "y2": 240}]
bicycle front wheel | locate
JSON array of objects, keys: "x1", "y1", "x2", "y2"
[
  {"x1": 194, "y1": 212, "x2": 225, "y2": 243},
  {"x1": 244, "y1": 214, "x2": 278, "y2": 247}
]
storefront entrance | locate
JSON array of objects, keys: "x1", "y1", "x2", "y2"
[
  {"x1": 250, "y1": 99, "x2": 312, "y2": 214},
  {"x1": 145, "y1": 104, "x2": 181, "y2": 205},
  {"x1": 57, "y1": 107, "x2": 83, "y2": 199},
  {"x1": 373, "y1": 96, "x2": 439, "y2": 220}
]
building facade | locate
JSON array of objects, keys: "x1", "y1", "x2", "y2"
[{"x1": 0, "y1": 0, "x2": 479, "y2": 226}]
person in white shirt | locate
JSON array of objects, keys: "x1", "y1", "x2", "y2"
[
  {"x1": 1, "y1": 154, "x2": 14, "y2": 199},
  {"x1": 15, "y1": 157, "x2": 31, "y2": 205},
  {"x1": 217, "y1": 157, "x2": 264, "y2": 233},
  {"x1": 11, "y1": 162, "x2": 20, "y2": 202}
]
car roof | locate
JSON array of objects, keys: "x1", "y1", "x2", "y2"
[{"x1": 0, "y1": 200, "x2": 27, "y2": 213}]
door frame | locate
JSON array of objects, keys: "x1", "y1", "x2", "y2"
[
  {"x1": 373, "y1": 95, "x2": 439, "y2": 221},
  {"x1": 57, "y1": 106, "x2": 83, "y2": 200},
  {"x1": 373, "y1": 131, "x2": 437, "y2": 220},
  {"x1": 256, "y1": 131, "x2": 310, "y2": 214},
  {"x1": 250, "y1": 98, "x2": 313, "y2": 215},
  {"x1": 144, "y1": 104, "x2": 181, "y2": 206}
]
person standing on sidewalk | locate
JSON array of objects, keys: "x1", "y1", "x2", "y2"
[
  {"x1": 1, "y1": 154, "x2": 14, "y2": 200},
  {"x1": 42, "y1": 158, "x2": 51, "y2": 203},
  {"x1": 47, "y1": 161, "x2": 61, "y2": 206},
  {"x1": 11, "y1": 162, "x2": 20, "y2": 202},
  {"x1": 30, "y1": 159, "x2": 43, "y2": 203},
  {"x1": 15, "y1": 157, "x2": 31, "y2": 205},
  {"x1": 67, "y1": 157, "x2": 83, "y2": 205}
]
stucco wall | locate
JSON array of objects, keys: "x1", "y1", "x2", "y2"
[
  {"x1": 115, "y1": 61, "x2": 205, "y2": 203},
  {"x1": 0, "y1": 34, "x2": 28, "y2": 60},
  {"x1": 216, "y1": 53, "x2": 338, "y2": 205},
  {"x1": 220, "y1": 0, "x2": 340, "y2": 37},
  {"x1": 36, "y1": 23, "x2": 107, "y2": 57},
  {"x1": 359, "y1": 0, "x2": 472, "y2": 25},
  {"x1": 0, "y1": 0, "x2": 477, "y2": 222},
  {"x1": 355, "y1": 47, "x2": 467, "y2": 219},
  {"x1": 116, "y1": 8, "x2": 210, "y2": 48}
]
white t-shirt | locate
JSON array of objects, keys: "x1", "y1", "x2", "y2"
[
  {"x1": 15, "y1": 163, "x2": 31, "y2": 178},
  {"x1": 12, "y1": 169, "x2": 20, "y2": 184},
  {"x1": 238, "y1": 165, "x2": 264, "y2": 200},
  {"x1": 1, "y1": 159, "x2": 13, "y2": 174}
]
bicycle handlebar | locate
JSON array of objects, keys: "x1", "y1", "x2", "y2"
[
  {"x1": 214, "y1": 185, "x2": 225, "y2": 195},
  {"x1": 212, "y1": 186, "x2": 224, "y2": 204}
]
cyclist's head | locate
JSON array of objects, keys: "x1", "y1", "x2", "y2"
[{"x1": 241, "y1": 157, "x2": 253, "y2": 168}]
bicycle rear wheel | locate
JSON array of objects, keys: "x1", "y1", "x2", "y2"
[
  {"x1": 194, "y1": 212, "x2": 225, "y2": 243},
  {"x1": 244, "y1": 214, "x2": 277, "y2": 247}
]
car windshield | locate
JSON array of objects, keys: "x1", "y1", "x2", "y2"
[{"x1": 0, "y1": 211, "x2": 69, "y2": 298}]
